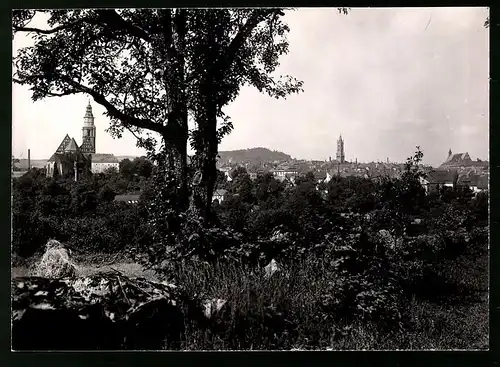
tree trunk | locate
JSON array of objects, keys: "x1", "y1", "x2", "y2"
[
  {"x1": 188, "y1": 14, "x2": 222, "y2": 227},
  {"x1": 201, "y1": 105, "x2": 219, "y2": 227},
  {"x1": 163, "y1": 135, "x2": 188, "y2": 212},
  {"x1": 189, "y1": 102, "x2": 218, "y2": 227},
  {"x1": 158, "y1": 8, "x2": 189, "y2": 212}
]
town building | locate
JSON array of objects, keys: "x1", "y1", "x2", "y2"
[
  {"x1": 440, "y1": 149, "x2": 473, "y2": 169},
  {"x1": 457, "y1": 173, "x2": 489, "y2": 193},
  {"x1": 90, "y1": 154, "x2": 120, "y2": 173},
  {"x1": 213, "y1": 189, "x2": 228, "y2": 203},
  {"x1": 440, "y1": 149, "x2": 488, "y2": 171},
  {"x1": 46, "y1": 102, "x2": 120, "y2": 179},
  {"x1": 270, "y1": 163, "x2": 299, "y2": 182},
  {"x1": 312, "y1": 170, "x2": 327, "y2": 183},
  {"x1": 420, "y1": 170, "x2": 457, "y2": 194}
]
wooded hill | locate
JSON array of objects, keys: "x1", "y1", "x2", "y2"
[{"x1": 217, "y1": 147, "x2": 292, "y2": 165}]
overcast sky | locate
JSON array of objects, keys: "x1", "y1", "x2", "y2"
[{"x1": 12, "y1": 7, "x2": 489, "y2": 167}]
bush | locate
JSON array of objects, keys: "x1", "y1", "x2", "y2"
[{"x1": 12, "y1": 172, "x2": 153, "y2": 258}]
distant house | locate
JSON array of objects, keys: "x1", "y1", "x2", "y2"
[
  {"x1": 90, "y1": 153, "x2": 120, "y2": 173},
  {"x1": 271, "y1": 168, "x2": 298, "y2": 182},
  {"x1": 459, "y1": 174, "x2": 489, "y2": 193},
  {"x1": 312, "y1": 171, "x2": 327, "y2": 183},
  {"x1": 474, "y1": 175, "x2": 489, "y2": 192},
  {"x1": 421, "y1": 170, "x2": 457, "y2": 193},
  {"x1": 213, "y1": 189, "x2": 227, "y2": 202},
  {"x1": 114, "y1": 193, "x2": 141, "y2": 204}
]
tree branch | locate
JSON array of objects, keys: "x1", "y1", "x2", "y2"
[
  {"x1": 125, "y1": 125, "x2": 145, "y2": 144},
  {"x1": 45, "y1": 90, "x2": 77, "y2": 97},
  {"x1": 53, "y1": 75, "x2": 165, "y2": 134},
  {"x1": 95, "y1": 9, "x2": 151, "y2": 42},
  {"x1": 13, "y1": 20, "x2": 84, "y2": 34},
  {"x1": 13, "y1": 10, "x2": 152, "y2": 43},
  {"x1": 216, "y1": 9, "x2": 282, "y2": 76}
]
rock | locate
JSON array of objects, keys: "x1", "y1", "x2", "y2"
[
  {"x1": 35, "y1": 240, "x2": 77, "y2": 279},
  {"x1": 264, "y1": 259, "x2": 280, "y2": 278},
  {"x1": 11, "y1": 272, "x2": 206, "y2": 350},
  {"x1": 202, "y1": 298, "x2": 227, "y2": 319}
]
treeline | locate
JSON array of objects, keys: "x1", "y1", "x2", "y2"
[{"x1": 11, "y1": 157, "x2": 154, "y2": 258}]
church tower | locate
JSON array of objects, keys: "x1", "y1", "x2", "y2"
[
  {"x1": 81, "y1": 101, "x2": 96, "y2": 154},
  {"x1": 336, "y1": 134, "x2": 345, "y2": 164}
]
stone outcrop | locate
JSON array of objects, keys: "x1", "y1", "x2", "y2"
[
  {"x1": 11, "y1": 272, "x2": 207, "y2": 350},
  {"x1": 35, "y1": 239, "x2": 77, "y2": 279}
]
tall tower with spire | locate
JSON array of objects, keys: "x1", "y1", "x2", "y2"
[
  {"x1": 81, "y1": 101, "x2": 96, "y2": 154},
  {"x1": 336, "y1": 134, "x2": 345, "y2": 164}
]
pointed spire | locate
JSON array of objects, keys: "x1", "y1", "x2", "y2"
[{"x1": 85, "y1": 100, "x2": 94, "y2": 119}]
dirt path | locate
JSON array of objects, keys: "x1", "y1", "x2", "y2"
[{"x1": 12, "y1": 260, "x2": 159, "y2": 281}]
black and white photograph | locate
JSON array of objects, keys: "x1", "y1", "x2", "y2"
[{"x1": 11, "y1": 7, "x2": 489, "y2": 350}]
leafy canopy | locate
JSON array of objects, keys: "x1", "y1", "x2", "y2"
[{"x1": 12, "y1": 9, "x2": 342, "y2": 153}]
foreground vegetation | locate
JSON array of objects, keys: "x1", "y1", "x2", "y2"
[{"x1": 12, "y1": 149, "x2": 489, "y2": 350}]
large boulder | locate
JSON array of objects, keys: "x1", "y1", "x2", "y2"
[
  {"x1": 35, "y1": 240, "x2": 77, "y2": 279},
  {"x1": 11, "y1": 272, "x2": 206, "y2": 350},
  {"x1": 264, "y1": 259, "x2": 281, "y2": 278},
  {"x1": 203, "y1": 298, "x2": 228, "y2": 319}
]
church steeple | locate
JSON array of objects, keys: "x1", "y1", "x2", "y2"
[
  {"x1": 336, "y1": 134, "x2": 345, "y2": 164},
  {"x1": 81, "y1": 100, "x2": 96, "y2": 154},
  {"x1": 84, "y1": 100, "x2": 94, "y2": 120}
]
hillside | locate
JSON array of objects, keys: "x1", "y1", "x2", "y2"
[{"x1": 217, "y1": 147, "x2": 292, "y2": 165}]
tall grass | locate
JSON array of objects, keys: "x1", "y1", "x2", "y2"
[
  {"x1": 175, "y1": 257, "x2": 340, "y2": 350},
  {"x1": 167, "y1": 255, "x2": 488, "y2": 350}
]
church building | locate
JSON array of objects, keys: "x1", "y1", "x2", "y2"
[
  {"x1": 46, "y1": 101, "x2": 120, "y2": 179},
  {"x1": 440, "y1": 149, "x2": 473, "y2": 168}
]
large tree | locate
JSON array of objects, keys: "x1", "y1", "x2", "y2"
[
  {"x1": 13, "y1": 9, "x2": 191, "y2": 210},
  {"x1": 13, "y1": 8, "x2": 349, "y2": 226}
]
